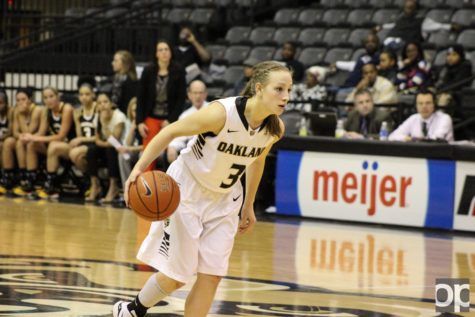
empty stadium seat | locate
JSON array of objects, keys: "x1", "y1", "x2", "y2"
[
  {"x1": 273, "y1": 27, "x2": 300, "y2": 45},
  {"x1": 224, "y1": 65, "x2": 244, "y2": 87},
  {"x1": 273, "y1": 8, "x2": 300, "y2": 25},
  {"x1": 324, "y1": 48, "x2": 353, "y2": 64},
  {"x1": 320, "y1": 0, "x2": 346, "y2": 8},
  {"x1": 166, "y1": 8, "x2": 191, "y2": 24},
  {"x1": 322, "y1": 9, "x2": 349, "y2": 26},
  {"x1": 347, "y1": 9, "x2": 374, "y2": 27},
  {"x1": 433, "y1": 49, "x2": 448, "y2": 67},
  {"x1": 298, "y1": 47, "x2": 327, "y2": 67},
  {"x1": 344, "y1": 0, "x2": 369, "y2": 8},
  {"x1": 446, "y1": 0, "x2": 471, "y2": 8},
  {"x1": 427, "y1": 30, "x2": 457, "y2": 48},
  {"x1": 426, "y1": 9, "x2": 454, "y2": 24},
  {"x1": 419, "y1": 0, "x2": 447, "y2": 8},
  {"x1": 225, "y1": 26, "x2": 251, "y2": 45},
  {"x1": 368, "y1": 0, "x2": 395, "y2": 8},
  {"x1": 189, "y1": 8, "x2": 215, "y2": 25},
  {"x1": 224, "y1": 45, "x2": 250, "y2": 64},
  {"x1": 298, "y1": 28, "x2": 326, "y2": 46},
  {"x1": 298, "y1": 9, "x2": 325, "y2": 26},
  {"x1": 206, "y1": 44, "x2": 227, "y2": 61},
  {"x1": 348, "y1": 28, "x2": 372, "y2": 48},
  {"x1": 323, "y1": 28, "x2": 350, "y2": 47},
  {"x1": 172, "y1": 0, "x2": 192, "y2": 6},
  {"x1": 451, "y1": 9, "x2": 475, "y2": 26},
  {"x1": 248, "y1": 46, "x2": 276, "y2": 62},
  {"x1": 372, "y1": 9, "x2": 399, "y2": 25},
  {"x1": 457, "y1": 29, "x2": 475, "y2": 50},
  {"x1": 325, "y1": 71, "x2": 350, "y2": 87},
  {"x1": 249, "y1": 27, "x2": 276, "y2": 45}
]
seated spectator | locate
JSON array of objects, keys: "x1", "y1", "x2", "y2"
[
  {"x1": 22, "y1": 87, "x2": 75, "y2": 199},
  {"x1": 86, "y1": 92, "x2": 126, "y2": 203},
  {"x1": 378, "y1": 49, "x2": 398, "y2": 85},
  {"x1": 346, "y1": 62, "x2": 398, "y2": 105},
  {"x1": 332, "y1": 32, "x2": 381, "y2": 88},
  {"x1": 435, "y1": 44, "x2": 473, "y2": 107},
  {"x1": 288, "y1": 66, "x2": 327, "y2": 112},
  {"x1": 118, "y1": 97, "x2": 143, "y2": 189},
  {"x1": 69, "y1": 83, "x2": 98, "y2": 174},
  {"x1": 389, "y1": 90, "x2": 453, "y2": 142},
  {"x1": 375, "y1": 0, "x2": 461, "y2": 49},
  {"x1": 0, "y1": 90, "x2": 13, "y2": 194},
  {"x1": 233, "y1": 58, "x2": 256, "y2": 96},
  {"x1": 175, "y1": 25, "x2": 211, "y2": 82},
  {"x1": 344, "y1": 88, "x2": 394, "y2": 139},
  {"x1": 279, "y1": 42, "x2": 305, "y2": 83},
  {"x1": 396, "y1": 41, "x2": 431, "y2": 92},
  {"x1": 1, "y1": 88, "x2": 41, "y2": 196},
  {"x1": 166, "y1": 80, "x2": 209, "y2": 165}
]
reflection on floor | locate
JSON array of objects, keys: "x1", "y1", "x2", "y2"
[{"x1": 0, "y1": 197, "x2": 474, "y2": 316}]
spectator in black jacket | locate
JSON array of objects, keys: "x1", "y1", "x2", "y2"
[
  {"x1": 436, "y1": 44, "x2": 473, "y2": 106},
  {"x1": 279, "y1": 42, "x2": 305, "y2": 83},
  {"x1": 110, "y1": 50, "x2": 138, "y2": 114},
  {"x1": 136, "y1": 39, "x2": 187, "y2": 171}
]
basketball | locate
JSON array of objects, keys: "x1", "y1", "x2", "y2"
[{"x1": 128, "y1": 170, "x2": 180, "y2": 221}]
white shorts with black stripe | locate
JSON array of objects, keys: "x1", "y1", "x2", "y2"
[{"x1": 136, "y1": 156, "x2": 243, "y2": 283}]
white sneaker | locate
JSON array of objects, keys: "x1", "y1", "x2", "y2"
[{"x1": 112, "y1": 301, "x2": 133, "y2": 317}]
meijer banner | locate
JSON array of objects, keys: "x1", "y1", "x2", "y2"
[{"x1": 276, "y1": 150, "x2": 455, "y2": 229}]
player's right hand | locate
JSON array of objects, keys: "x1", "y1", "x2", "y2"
[{"x1": 124, "y1": 169, "x2": 142, "y2": 208}]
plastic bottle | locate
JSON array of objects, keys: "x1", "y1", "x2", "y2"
[
  {"x1": 379, "y1": 121, "x2": 389, "y2": 141},
  {"x1": 335, "y1": 119, "x2": 345, "y2": 138},
  {"x1": 298, "y1": 117, "x2": 308, "y2": 137}
]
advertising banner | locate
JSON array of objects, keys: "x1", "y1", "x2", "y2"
[
  {"x1": 453, "y1": 161, "x2": 475, "y2": 232},
  {"x1": 276, "y1": 150, "x2": 455, "y2": 229}
]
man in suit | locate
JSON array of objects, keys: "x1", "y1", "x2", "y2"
[{"x1": 344, "y1": 88, "x2": 394, "y2": 139}]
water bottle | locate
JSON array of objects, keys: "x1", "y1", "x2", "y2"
[
  {"x1": 298, "y1": 117, "x2": 308, "y2": 137},
  {"x1": 379, "y1": 121, "x2": 389, "y2": 140},
  {"x1": 335, "y1": 119, "x2": 345, "y2": 138}
]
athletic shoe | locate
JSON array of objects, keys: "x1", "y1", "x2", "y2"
[
  {"x1": 112, "y1": 301, "x2": 133, "y2": 317},
  {"x1": 12, "y1": 186, "x2": 27, "y2": 197},
  {"x1": 0, "y1": 185, "x2": 6, "y2": 195}
]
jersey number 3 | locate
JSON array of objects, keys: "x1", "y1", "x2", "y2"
[{"x1": 220, "y1": 163, "x2": 245, "y2": 189}]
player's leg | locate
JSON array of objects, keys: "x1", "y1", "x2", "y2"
[
  {"x1": 69, "y1": 145, "x2": 88, "y2": 172},
  {"x1": 113, "y1": 272, "x2": 184, "y2": 317},
  {"x1": 14, "y1": 139, "x2": 29, "y2": 195},
  {"x1": 1, "y1": 137, "x2": 17, "y2": 192},
  {"x1": 25, "y1": 141, "x2": 46, "y2": 194},
  {"x1": 102, "y1": 147, "x2": 120, "y2": 202},
  {"x1": 40, "y1": 141, "x2": 70, "y2": 198},
  {"x1": 184, "y1": 273, "x2": 222, "y2": 317},
  {"x1": 85, "y1": 144, "x2": 102, "y2": 201}
]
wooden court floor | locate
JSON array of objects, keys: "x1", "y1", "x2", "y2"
[{"x1": 0, "y1": 197, "x2": 474, "y2": 316}]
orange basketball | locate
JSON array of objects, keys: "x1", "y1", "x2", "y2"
[{"x1": 128, "y1": 170, "x2": 180, "y2": 221}]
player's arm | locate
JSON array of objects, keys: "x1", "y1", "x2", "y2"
[
  {"x1": 132, "y1": 101, "x2": 226, "y2": 173},
  {"x1": 239, "y1": 119, "x2": 285, "y2": 234}
]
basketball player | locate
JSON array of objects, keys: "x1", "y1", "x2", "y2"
[
  {"x1": 0, "y1": 91, "x2": 13, "y2": 194},
  {"x1": 1, "y1": 88, "x2": 41, "y2": 196},
  {"x1": 114, "y1": 61, "x2": 292, "y2": 317},
  {"x1": 69, "y1": 83, "x2": 98, "y2": 173},
  {"x1": 22, "y1": 87, "x2": 75, "y2": 199}
]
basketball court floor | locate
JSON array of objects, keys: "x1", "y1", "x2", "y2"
[{"x1": 1, "y1": 197, "x2": 474, "y2": 316}]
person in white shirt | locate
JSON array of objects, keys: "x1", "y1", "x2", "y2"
[
  {"x1": 166, "y1": 80, "x2": 209, "y2": 163},
  {"x1": 389, "y1": 90, "x2": 453, "y2": 142},
  {"x1": 346, "y1": 63, "x2": 398, "y2": 105}
]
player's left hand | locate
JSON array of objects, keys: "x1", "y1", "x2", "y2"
[{"x1": 239, "y1": 205, "x2": 256, "y2": 235}]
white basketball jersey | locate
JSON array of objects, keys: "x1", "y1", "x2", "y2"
[{"x1": 180, "y1": 96, "x2": 275, "y2": 193}]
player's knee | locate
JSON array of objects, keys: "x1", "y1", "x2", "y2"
[{"x1": 198, "y1": 273, "x2": 222, "y2": 286}]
